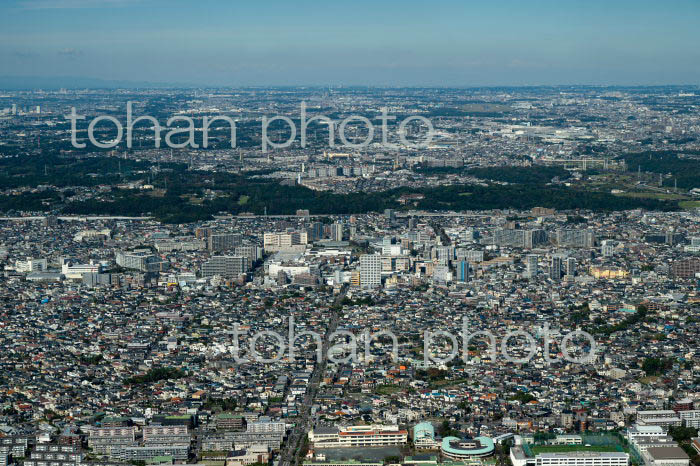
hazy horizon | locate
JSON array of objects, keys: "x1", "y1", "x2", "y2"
[
  {"x1": 2, "y1": 75, "x2": 700, "y2": 91},
  {"x1": 1, "y1": 0, "x2": 699, "y2": 88}
]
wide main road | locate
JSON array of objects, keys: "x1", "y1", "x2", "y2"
[{"x1": 279, "y1": 286, "x2": 346, "y2": 466}]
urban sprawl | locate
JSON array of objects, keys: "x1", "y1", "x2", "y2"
[{"x1": 0, "y1": 86, "x2": 699, "y2": 466}]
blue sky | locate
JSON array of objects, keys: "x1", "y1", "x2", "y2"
[{"x1": 1, "y1": 0, "x2": 699, "y2": 86}]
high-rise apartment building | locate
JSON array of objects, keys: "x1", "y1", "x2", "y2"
[
  {"x1": 550, "y1": 255, "x2": 563, "y2": 280},
  {"x1": 201, "y1": 256, "x2": 249, "y2": 278},
  {"x1": 360, "y1": 254, "x2": 382, "y2": 289},
  {"x1": 525, "y1": 254, "x2": 538, "y2": 279},
  {"x1": 556, "y1": 229, "x2": 596, "y2": 248},
  {"x1": 457, "y1": 260, "x2": 470, "y2": 282},
  {"x1": 331, "y1": 222, "x2": 343, "y2": 242},
  {"x1": 208, "y1": 233, "x2": 241, "y2": 252}
]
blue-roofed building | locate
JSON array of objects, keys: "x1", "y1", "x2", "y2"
[{"x1": 413, "y1": 422, "x2": 438, "y2": 449}]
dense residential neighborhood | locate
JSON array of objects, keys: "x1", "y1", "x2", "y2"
[{"x1": 0, "y1": 205, "x2": 699, "y2": 466}]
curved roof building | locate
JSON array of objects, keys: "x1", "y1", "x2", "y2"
[
  {"x1": 441, "y1": 436, "x2": 495, "y2": 460},
  {"x1": 413, "y1": 422, "x2": 437, "y2": 448}
]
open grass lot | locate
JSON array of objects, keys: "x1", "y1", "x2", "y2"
[
  {"x1": 581, "y1": 171, "x2": 699, "y2": 210},
  {"x1": 679, "y1": 200, "x2": 700, "y2": 209},
  {"x1": 374, "y1": 385, "x2": 403, "y2": 395},
  {"x1": 428, "y1": 377, "x2": 470, "y2": 389},
  {"x1": 614, "y1": 191, "x2": 688, "y2": 200}
]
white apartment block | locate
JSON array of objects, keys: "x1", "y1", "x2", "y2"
[
  {"x1": 246, "y1": 419, "x2": 286, "y2": 435},
  {"x1": 359, "y1": 254, "x2": 382, "y2": 289},
  {"x1": 678, "y1": 410, "x2": 700, "y2": 428},
  {"x1": 636, "y1": 411, "x2": 682, "y2": 430},
  {"x1": 155, "y1": 238, "x2": 204, "y2": 252},
  {"x1": 25, "y1": 445, "x2": 84, "y2": 466},
  {"x1": 631, "y1": 436, "x2": 677, "y2": 455},
  {"x1": 114, "y1": 445, "x2": 188, "y2": 462},
  {"x1": 88, "y1": 427, "x2": 137, "y2": 455},
  {"x1": 15, "y1": 258, "x2": 47, "y2": 272},
  {"x1": 264, "y1": 231, "x2": 308, "y2": 252},
  {"x1": 142, "y1": 425, "x2": 190, "y2": 444},
  {"x1": 628, "y1": 425, "x2": 666, "y2": 443}
]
